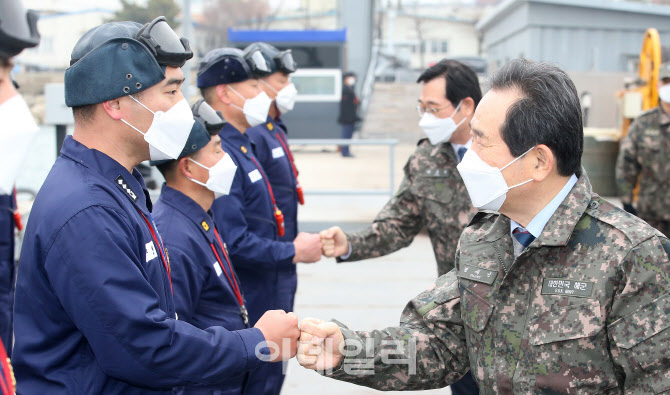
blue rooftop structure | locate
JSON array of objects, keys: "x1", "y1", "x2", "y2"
[{"x1": 227, "y1": 29, "x2": 347, "y2": 44}]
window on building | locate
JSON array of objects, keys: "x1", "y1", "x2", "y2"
[{"x1": 441, "y1": 41, "x2": 448, "y2": 53}]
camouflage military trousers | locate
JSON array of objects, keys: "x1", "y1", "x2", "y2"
[{"x1": 642, "y1": 217, "x2": 670, "y2": 238}]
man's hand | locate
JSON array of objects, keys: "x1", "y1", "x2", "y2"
[
  {"x1": 297, "y1": 317, "x2": 345, "y2": 371},
  {"x1": 254, "y1": 310, "x2": 300, "y2": 362},
  {"x1": 293, "y1": 232, "x2": 322, "y2": 263},
  {"x1": 319, "y1": 226, "x2": 349, "y2": 257}
]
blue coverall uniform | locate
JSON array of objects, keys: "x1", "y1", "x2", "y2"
[
  {"x1": 214, "y1": 124, "x2": 295, "y2": 395},
  {"x1": 246, "y1": 116, "x2": 299, "y2": 313},
  {"x1": 0, "y1": 192, "x2": 15, "y2": 354},
  {"x1": 12, "y1": 137, "x2": 267, "y2": 394},
  {"x1": 154, "y1": 184, "x2": 264, "y2": 395}
]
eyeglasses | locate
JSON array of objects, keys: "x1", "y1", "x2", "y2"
[
  {"x1": 416, "y1": 103, "x2": 452, "y2": 117},
  {"x1": 135, "y1": 16, "x2": 193, "y2": 68}
]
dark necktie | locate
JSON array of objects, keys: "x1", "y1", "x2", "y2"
[
  {"x1": 457, "y1": 147, "x2": 467, "y2": 163},
  {"x1": 513, "y1": 227, "x2": 535, "y2": 249}
]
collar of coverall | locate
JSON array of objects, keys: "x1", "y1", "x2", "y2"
[{"x1": 158, "y1": 183, "x2": 216, "y2": 243}]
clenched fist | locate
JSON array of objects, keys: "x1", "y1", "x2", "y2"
[
  {"x1": 293, "y1": 232, "x2": 322, "y2": 263},
  {"x1": 297, "y1": 317, "x2": 345, "y2": 371},
  {"x1": 254, "y1": 310, "x2": 300, "y2": 362},
  {"x1": 319, "y1": 226, "x2": 349, "y2": 257}
]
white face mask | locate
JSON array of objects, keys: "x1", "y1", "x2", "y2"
[
  {"x1": 121, "y1": 96, "x2": 195, "y2": 161},
  {"x1": 230, "y1": 87, "x2": 272, "y2": 127},
  {"x1": 659, "y1": 84, "x2": 670, "y2": 103},
  {"x1": 261, "y1": 80, "x2": 298, "y2": 113},
  {"x1": 188, "y1": 154, "x2": 238, "y2": 199},
  {"x1": 456, "y1": 147, "x2": 535, "y2": 212},
  {"x1": 418, "y1": 101, "x2": 465, "y2": 145},
  {"x1": 0, "y1": 95, "x2": 39, "y2": 194}
]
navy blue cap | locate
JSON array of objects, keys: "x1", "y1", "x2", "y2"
[
  {"x1": 65, "y1": 21, "x2": 165, "y2": 107},
  {"x1": 149, "y1": 115, "x2": 212, "y2": 166},
  {"x1": 197, "y1": 47, "x2": 252, "y2": 88}
]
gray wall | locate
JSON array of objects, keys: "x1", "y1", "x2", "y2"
[
  {"x1": 480, "y1": 1, "x2": 670, "y2": 72},
  {"x1": 568, "y1": 71, "x2": 632, "y2": 129},
  {"x1": 281, "y1": 102, "x2": 341, "y2": 138},
  {"x1": 340, "y1": 0, "x2": 374, "y2": 94}
]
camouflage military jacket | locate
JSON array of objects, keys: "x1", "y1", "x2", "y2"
[
  {"x1": 616, "y1": 105, "x2": 670, "y2": 219},
  {"x1": 326, "y1": 172, "x2": 670, "y2": 394},
  {"x1": 342, "y1": 139, "x2": 476, "y2": 276}
]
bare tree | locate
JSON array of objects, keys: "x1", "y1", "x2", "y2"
[
  {"x1": 410, "y1": 0, "x2": 425, "y2": 69},
  {"x1": 198, "y1": 0, "x2": 283, "y2": 52}
]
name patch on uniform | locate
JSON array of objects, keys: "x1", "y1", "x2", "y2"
[
  {"x1": 248, "y1": 169, "x2": 262, "y2": 183},
  {"x1": 424, "y1": 169, "x2": 449, "y2": 177},
  {"x1": 145, "y1": 241, "x2": 158, "y2": 262},
  {"x1": 272, "y1": 147, "x2": 285, "y2": 159},
  {"x1": 115, "y1": 175, "x2": 137, "y2": 202},
  {"x1": 457, "y1": 264, "x2": 498, "y2": 285},
  {"x1": 213, "y1": 262, "x2": 222, "y2": 277},
  {"x1": 541, "y1": 278, "x2": 593, "y2": 297}
]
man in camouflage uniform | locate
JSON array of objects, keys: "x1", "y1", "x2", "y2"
[
  {"x1": 320, "y1": 59, "x2": 480, "y2": 277},
  {"x1": 299, "y1": 60, "x2": 670, "y2": 393},
  {"x1": 615, "y1": 65, "x2": 670, "y2": 237}
]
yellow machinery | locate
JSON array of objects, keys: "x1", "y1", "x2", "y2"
[
  {"x1": 620, "y1": 28, "x2": 662, "y2": 137},
  {"x1": 616, "y1": 28, "x2": 662, "y2": 200}
]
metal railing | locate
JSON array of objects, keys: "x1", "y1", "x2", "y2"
[{"x1": 288, "y1": 138, "x2": 398, "y2": 198}]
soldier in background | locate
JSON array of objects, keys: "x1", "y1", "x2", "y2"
[
  {"x1": 337, "y1": 71, "x2": 360, "y2": 157},
  {"x1": 300, "y1": 59, "x2": 670, "y2": 393},
  {"x1": 321, "y1": 59, "x2": 479, "y2": 277},
  {"x1": 320, "y1": 59, "x2": 481, "y2": 394},
  {"x1": 616, "y1": 64, "x2": 670, "y2": 236}
]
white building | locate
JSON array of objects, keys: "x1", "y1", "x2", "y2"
[{"x1": 17, "y1": 7, "x2": 115, "y2": 70}]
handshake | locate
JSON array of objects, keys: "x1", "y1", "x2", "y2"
[
  {"x1": 292, "y1": 226, "x2": 350, "y2": 263},
  {"x1": 254, "y1": 312, "x2": 344, "y2": 371}
]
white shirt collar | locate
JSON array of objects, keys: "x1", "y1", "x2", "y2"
[
  {"x1": 451, "y1": 139, "x2": 472, "y2": 159},
  {"x1": 510, "y1": 174, "x2": 578, "y2": 238}
]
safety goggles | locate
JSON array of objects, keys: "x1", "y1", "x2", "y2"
[
  {"x1": 0, "y1": 2, "x2": 40, "y2": 57},
  {"x1": 274, "y1": 50, "x2": 297, "y2": 73},
  {"x1": 244, "y1": 49, "x2": 271, "y2": 77},
  {"x1": 136, "y1": 16, "x2": 193, "y2": 68},
  {"x1": 192, "y1": 99, "x2": 226, "y2": 134}
]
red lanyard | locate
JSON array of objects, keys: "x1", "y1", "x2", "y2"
[
  {"x1": 137, "y1": 211, "x2": 173, "y2": 294},
  {"x1": 0, "y1": 340, "x2": 14, "y2": 395},
  {"x1": 274, "y1": 132, "x2": 298, "y2": 177},
  {"x1": 249, "y1": 156, "x2": 285, "y2": 237},
  {"x1": 274, "y1": 132, "x2": 305, "y2": 205},
  {"x1": 209, "y1": 229, "x2": 248, "y2": 325},
  {"x1": 12, "y1": 187, "x2": 22, "y2": 232}
]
